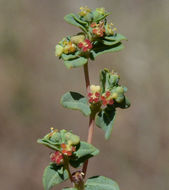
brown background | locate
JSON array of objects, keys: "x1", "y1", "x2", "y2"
[{"x1": 0, "y1": 0, "x2": 169, "y2": 189}]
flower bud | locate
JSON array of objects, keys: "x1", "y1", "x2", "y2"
[
  {"x1": 111, "y1": 92, "x2": 118, "y2": 99},
  {"x1": 115, "y1": 96, "x2": 124, "y2": 103},
  {"x1": 70, "y1": 35, "x2": 85, "y2": 44},
  {"x1": 55, "y1": 45, "x2": 63, "y2": 56},
  {"x1": 116, "y1": 86, "x2": 124, "y2": 94}
]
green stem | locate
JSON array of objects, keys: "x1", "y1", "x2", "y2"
[
  {"x1": 82, "y1": 62, "x2": 95, "y2": 178},
  {"x1": 64, "y1": 157, "x2": 73, "y2": 182}
]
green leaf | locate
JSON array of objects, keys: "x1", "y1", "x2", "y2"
[
  {"x1": 61, "y1": 91, "x2": 91, "y2": 116},
  {"x1": 61, "y1": 52, "x2": 80, "y2": 61},
  {"x1": 90, "y1": 42, "x2": 124, "y2": 59},
  {"x1": 101, "y1": 33, "x2": 127, "y2": 46},
  {"x1": 104, "y1": 33, "x2": 127, "y2": 41},
  {"x1": 63, "y1": 188, "x2": 77, "y2": 190},
  {"x1": 95, "y1": 106, "x2": 116, "y2": 139},
  {"x1": 64, "y1": 57, "x2": 88, "y2": 69},
  {"x1": 100, "y1": 69, "x2": 119, "y2": 93},
  {"x1": 64, "y1": 13, "x2": 88, "y2": 33},
  {"x1": 74, "y1": 141, "x2": 99, "y2": 158},
  {"x1": 101, "y1": 39, "x2": 120, "y2": 46},
  {"x1": 92, "y1": 11, "x2": 110, "y2": 22},
  {"x1": 85, "y1": 176, "x2": 120, "y2": 190},
  {"x1": 70, "y1": 141, "x2": 99, "y2": 168},
  {"x1": 43, "y1": 164, "x2": 69, "y2": 190},
  {"x1": 37, "y1": 139, "x2": 60, "y2": 151}
]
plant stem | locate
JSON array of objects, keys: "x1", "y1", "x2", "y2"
[
  {"x1": 83, "y1": 62, "x2": 90, "y2": 94},
  {"x1": 82, "y1": 62, "x2": 95, "y2": 178},
  {"x1": 64, "y1": 157, "x2": 73, "y2": 182}
]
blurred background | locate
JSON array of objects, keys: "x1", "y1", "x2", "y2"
[{"x1": 0, "y1": 0, "x2": 169, "y2": 189}]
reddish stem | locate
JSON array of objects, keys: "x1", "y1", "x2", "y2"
[
  {"x1": 82, "y1": 63, "x2": 95, "y2": 178},
  {"x1": 83, "y1": 62, "x2": 90, "y2": 94}
]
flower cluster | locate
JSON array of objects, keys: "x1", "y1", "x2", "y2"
[
  {"x1": 39, "y1": 128, "x2": 80, "y2": 165},
  {"x1": 90, "y1": 21, "x2": 117, "y2": 37},
  {"x1": 78, "y1": 39, "x2": 92, "y2": 52},
  {"x1": 90, "y1": 22, "x2": 105, "y2": 37},
  {"x1": 88, "y1": 85, "x2": 101, "y2": 103},
  {"x1": 88, "y1": 85, "x2": 115, "y2": 106},
  {"x1": 50, "y1": 151, "x2": 64, "y2": 165},
  {"x1": 55, "y1": 36, "x2": 93, "y2": 57},
  {"x1": 87, "y1": 69, "x2": 127, "y2": 107},
  {"x1": 101, "y1": 91, "x2": 114, "y2": 106},
  {"x1": 55, "y1": 38, "x2": 77, "y2": 57},
  {"x1": 61, "y1": 143, "x2": 76, "y2": 156}
]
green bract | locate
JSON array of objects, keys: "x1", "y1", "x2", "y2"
[
  {"x1": 96, "y1": 106, "x2": 116, "y2": 140},
  {"x1": 61, "y1": 91, "x2": 91, "y2": 116},
  {"x1": 85, "y1": 176, "x2": 120, "y2": 190},
  {"x1": 43, "y1": 164, "x2": 69, "y2": 190},
  {"x1": 70, "y1": 141, "x2": 99, "y2": 168}
]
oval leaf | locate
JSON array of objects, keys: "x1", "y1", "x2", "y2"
[
  {"x1": 85, "y1": 176, "x2": 120, "y2": 190},
  {"x1": 61, "y1": 91, "x2": 91, "y2": 116},
  {"x1": 74, "y1": 141, "x2": 99, "y2": 158},
  {"x1": 70, "y1": 141, "x2": 99, "y2": 168},
  {"x1": 64, "y1": 13, "x2": 88, "y2": 33},
  {"x1": 90, "y1": 42, "x2": 124, "y2": 60},
  {"x1": 104, "y1": 33, "x2": 127, "y2": 41},
  {"x1": 37, "y1": 139, "x2": 60, "y2": 151},
  {"x1": 43, "y1": 164, "x2": 69, "y2": 190},
  {"x1": 93, "y1": 11, "x2": 110, "y2": 22},
  {"x1": 64, "y1": 57, "x2": 88, "y2": 69},
  {"x1": 95, "y1": 106, "x2": 116, "y2": 140}
]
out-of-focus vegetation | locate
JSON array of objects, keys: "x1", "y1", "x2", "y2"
[{"x1": 0, "y1": 0, "x2": 169, "y2": 189}]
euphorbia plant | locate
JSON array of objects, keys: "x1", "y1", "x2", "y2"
[{"x1": 37, "y1": 6, "x2": 130, "y2": 190}]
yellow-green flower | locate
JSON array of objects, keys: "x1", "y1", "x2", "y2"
[
  {"x1": 105, "y1": 23, "x2": 117, "y2": 35},
  {"x1": 79, "y1": 6, "x2": 91, "y2": 16},
  {"x1": 96, "y1": 8, "x2": 105, "y2": 15},
  {"x1": 63, "y1": 41, "x2": 76, "y2": 54}
]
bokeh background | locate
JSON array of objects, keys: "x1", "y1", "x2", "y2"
[{"x1": 0, "y1": 0, "x2": 169, "y2": 189}]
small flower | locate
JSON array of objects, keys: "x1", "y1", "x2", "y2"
[
  {"x1": 101, "y1": 90, "x2": 114, "y2": 106},
  {"x1": 50, "y1": 151, "x2": 64, "y2": 165},
  {"x1": 88, "y1": 85, "x2": 101, "y2": 104},
  {"x1": 63, "y1": 41, "x2": 76, "y2": 54},
  {"x1": 96, "y1": 8, "x2": 105, "y2": 15},
  {"x1": 90, "y1": 21, "x2": 105, "y2": 37},
  {"x1": 55, "y1": 45, "x2": 64, "y2": 56},
  {"x1": 79, "y1": 6, "x2": 91, "y2": 16},
  {"x1": 61, "y1": 143, "x2": 76, "y2": 156},
  {"x1": 78, "y1": 39, "x2": 92, "y2": 52},
  {"x1": 105, "y1": 23, "x2": 117, "y2": 35}
]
